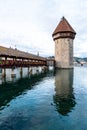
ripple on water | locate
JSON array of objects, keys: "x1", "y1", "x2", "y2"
[{"x1": 0, "y1": 68, "x2": 87, "y2": 130}]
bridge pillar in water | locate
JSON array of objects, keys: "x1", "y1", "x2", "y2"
[
  {"x1": 27, "y1": 67, "x2": 29, "y2": 76},
  {"x1": 20, "y1": 67, "x2": 23, "y2": 78},
  {"x1": 11, "y1": 68, "x2": 16, "y2": 78},
  {"x1": 52, "y1": 17, "x2": 76, "y2": 68},
  {"x1": 2, "y1": 68, "x2": 6, "y2": 78}
]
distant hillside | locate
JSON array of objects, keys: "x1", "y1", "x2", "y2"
[
  {"x1": 83, "y1": 58, "x2": 87, "y2": 62},
  {"x1": 74, "y1": 57, "x2": 87, "y2": 63},
  {"x1": 47, "y1": 56, "x2": 87, "y2": 63}
]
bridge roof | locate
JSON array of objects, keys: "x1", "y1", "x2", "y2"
[
  {"x1": 52, "y1": 17, "x2": 76, "y2": 36},
  {"x1": 0, "y1": 46, "x2": 46, "y2": 61}
]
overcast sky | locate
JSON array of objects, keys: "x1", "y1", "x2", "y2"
[{"x1": 0, "y1": 0, "x2": 87, "y2": 57}]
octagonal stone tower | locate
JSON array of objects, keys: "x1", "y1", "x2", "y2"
[{"x1": 52, "y1": 17, "x2": 76, "y2": 68}]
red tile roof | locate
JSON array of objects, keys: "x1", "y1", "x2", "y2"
[{"x1": 52, "y1": 17, "x2": 76, "y2": 36}]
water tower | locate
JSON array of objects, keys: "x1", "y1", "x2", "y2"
[{"x1": 52, "y1": 17, "x2": 76, "y2": 68}]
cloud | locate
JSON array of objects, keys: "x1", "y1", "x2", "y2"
[{"x1": 0, "y1": 0, "x2": 87, "y2": 57}]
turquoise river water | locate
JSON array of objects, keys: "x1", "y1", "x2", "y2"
[{"x1": 0, "y1": 67, "x2": 87, "y2": 130}]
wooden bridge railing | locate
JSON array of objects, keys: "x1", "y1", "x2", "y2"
[{"x1": 0, "y1": 60, "x2": 46, "y2": 68}]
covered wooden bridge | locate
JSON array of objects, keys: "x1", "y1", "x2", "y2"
[{"x1": 0, "y1": 46, "x2": 46, "y2": 68}]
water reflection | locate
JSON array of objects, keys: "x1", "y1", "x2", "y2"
[
  {"x1": 0, "y1": 72, "x2": 47, "y2": 111},
  {"x1": 53, "y1": 69, "x2": 76, "y2": 116},
  {"x1": 0, "y1": 67, "x2": 46, "y2": 84}
]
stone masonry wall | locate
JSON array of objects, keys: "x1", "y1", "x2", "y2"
[{"x1": 55, "y1": 38, "x2": 73, "y2": 68}]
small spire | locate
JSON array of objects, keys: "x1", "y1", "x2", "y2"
[{"x1": 61, "y1": 16, "x2": 65, "y2": 21}]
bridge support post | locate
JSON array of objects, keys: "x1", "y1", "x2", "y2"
[
  {"x1": 29, "y1": 67, "x2": 32, "y2": 75},
  {"x1": 2, "y1": 68, "x2": 6, "y2": 78},
  {"x1": 36, "y1": 67, "x2": 39, "y2": 74},
  {"x1": 20, "y1": 67, "x2": 23, "y2": 78},
  {"x1": 11, "y1": 68, "x2": 16, "y2": 78},
  {"x1": 28, "y1": 67, "x2": 29, "y2": 76}
]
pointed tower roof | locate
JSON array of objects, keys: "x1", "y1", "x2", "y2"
[{"x1": 52, "y1": 17, "x2": 76, "y2": 36}]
